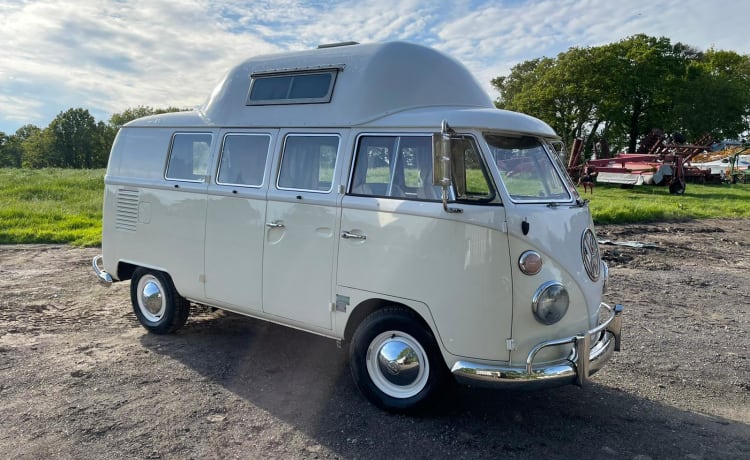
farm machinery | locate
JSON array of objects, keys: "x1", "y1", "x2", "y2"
[
  {"x1": 570, "y1": 130, "x2": 714, "y2": 194},
  {"x1": 691, "y1": 144, "x2": 750, "y2": 184}
]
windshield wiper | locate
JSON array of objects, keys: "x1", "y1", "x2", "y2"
[{"x1": 572, "y1": 198, "x2": 589, "y2": 208}]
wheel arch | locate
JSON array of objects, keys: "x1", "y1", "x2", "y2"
[
  {"x1": 343, "y1": 297, "x2": 437, "y2": 345},
  {"x1": 117, "y1": 261, "x2": 137, "y2": 281}
]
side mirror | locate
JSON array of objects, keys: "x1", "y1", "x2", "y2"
[
  {"x1": 432, "y1": 121, "x2": 463, "y2": 214},
  {"x1": 432, "y1": 132, "x2": 452, "y2": 187}
]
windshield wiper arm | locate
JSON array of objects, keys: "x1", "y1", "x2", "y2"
[{"x1": 571, "y1": 198, "x2": 589, "y2": 208}]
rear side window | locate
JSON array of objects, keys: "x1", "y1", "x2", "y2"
[
  {"x1": 165, "y1": 133, "x2": 212, "y2": 181},
  {"x1": 277, "y1": 135, "x2": 339, "y2": 192},
  {"x1": 247, "y1": 70, "x2": 338, "y2": 105},
  {"x1": 216, "y1": 134, "x2": 270, "y2": 187}
]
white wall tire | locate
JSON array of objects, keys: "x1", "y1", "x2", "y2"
[
  {"x1": 350, "y1": 307, "x2": 449, "y2": 412},
  {"x1": 130, "y1": 268, "x2": 189, "y2": 334}
]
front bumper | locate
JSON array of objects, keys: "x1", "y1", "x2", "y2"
[{"x1": 451, "y1": 303, "x2": 623, "y2": 390}]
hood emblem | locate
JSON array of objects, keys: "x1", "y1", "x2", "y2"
[{"x1": 581, "y1": 228, "x2": 601, "y2": 281}]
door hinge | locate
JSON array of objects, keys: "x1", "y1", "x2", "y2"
[{"x1": 506, "y1": 338, "x2": 517, "y2": 351}]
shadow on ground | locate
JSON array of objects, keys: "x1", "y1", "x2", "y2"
[{"x1": 140, "y1": 310, "x2": 749, "y2": 459}]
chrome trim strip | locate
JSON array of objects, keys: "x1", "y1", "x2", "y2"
[
  {"x1": 92, "y1": 255, "x2": 113, "y2": 285},
  {"x1": 451, "y1": 302, "x2": 623, "y2": 389}
]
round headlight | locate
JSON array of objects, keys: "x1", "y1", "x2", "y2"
[
  {"x1": 532, "y1": 281, "x2": 569, "y2": 325},
  {"x1": 518, "y1": 250, "x2": 543, "y2": 275}
]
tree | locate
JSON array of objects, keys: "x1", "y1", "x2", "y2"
[
  {"x1": 1, "y1": 125, "x2": 41, "y2": 167},
  {"x1": 492, "y1": 34, "x2": 750, "y2": 156},
  {"x1": 109, "y1": 106, "x2": 186, "y2": 128},
  {"x1": 21, "y1": 126, "x2": 55, "y2": 168},
  {"x1": 674, "y1": 49, "x2": 750, "y2": 141},
  {"x1": 46, "y1": 108, "x2": 102, "y2": 168}
]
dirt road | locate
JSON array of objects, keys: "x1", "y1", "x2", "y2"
[{"x1": 1, "y1": 219, "x2": 748, "y2": 459}]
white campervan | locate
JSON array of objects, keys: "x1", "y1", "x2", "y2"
[{"x1": 93, "y1": 41, "x2": 622, "y2": 412}]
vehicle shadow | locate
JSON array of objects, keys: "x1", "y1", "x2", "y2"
[{"x1": 140, "y1": 310, "x2": 749, "y2": 459}]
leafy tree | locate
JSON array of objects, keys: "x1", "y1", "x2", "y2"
[
  {"x1": 109, "y1": 106, "x2": 186, "y2": 128},
  {"x1": 21, "y1": 126, "x2": 55, "y2": 168},
  {"x1": 1, "y1": 125, "x2": 41, "y2": 167},
  {"x1": 47, "y1": 108, "x2": 102, "y2": 168},
  {"x1": 492, "y1": 34, "x2": 750, "y2": 156}
]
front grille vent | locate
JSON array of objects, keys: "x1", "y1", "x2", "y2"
[{"x1": 115, "y1": 188, "x2": 139, "y2": 231}]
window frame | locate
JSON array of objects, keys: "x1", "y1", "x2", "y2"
[
  {"x1": 276, "y1": 133, "x2": 341, "y2": 194},
  {"x1": 348, "y1": 132, "x2": 499, "y2": 205},
  {"x1": 164, "y1": 132, "x2": 213, "y2": 183},
  {"x1": 484, "y1": 133, "x2": 572, "y2": 204},
  {"x1": 215, "y1": 133, "x2": 272, "y2": 189},
  {"x1": 247, "y1": 68, "x2": 340, "y2": 106}
]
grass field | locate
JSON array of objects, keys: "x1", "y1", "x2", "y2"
[
  {"x1": 0, "y1": 168, "x2": 104, "y2": 246},
  {"x1": 584, "y1": 182, "x2": 750, "y2": 223},
  {"x1": 0, "y1": 168, "x2": 748, "y2": 247}
]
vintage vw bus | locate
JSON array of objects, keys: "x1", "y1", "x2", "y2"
[{"x1": 93, "y1": 41, "x2": 623, "y2": 412}]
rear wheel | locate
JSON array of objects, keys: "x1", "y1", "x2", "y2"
[
  {"x1": 130, "y1": 268, "x2": 189, "y2": 334},
  {"x1": 349, "y1": 307, "x2": 449, "y2": 412},
  {"x1": 669, "y1": 179, "x2": 685, "y2": 195}
]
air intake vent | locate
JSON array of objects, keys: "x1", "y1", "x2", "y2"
[{"x1": 116, "y1": 188, "x2": 139, "y2": 231}]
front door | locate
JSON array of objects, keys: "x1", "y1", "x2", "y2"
[
  {"x1": 262, "y1": 133, "x2": 342, "y2": 330},
  {"x1": 337, "y1": 134, "x2": 513, "y2": 360}
]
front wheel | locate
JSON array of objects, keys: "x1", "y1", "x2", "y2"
[
  {"x1": 349, "y1": 307, "x2": 449, "y2": 412},
  {"x1": 130, "y1": 268, "x2": 189, "y2": 334}
]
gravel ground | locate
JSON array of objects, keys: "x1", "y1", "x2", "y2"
[{"x1": 1, "y1": 219, "x2": 748, "y2": 459}]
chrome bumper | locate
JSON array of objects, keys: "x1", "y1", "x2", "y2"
[
  {"x1": 92, "y1": 255, "x2": 113, "y2": 285},
  {"x1": 452, "y1": 303, "x2": 623, "y2": 390}
]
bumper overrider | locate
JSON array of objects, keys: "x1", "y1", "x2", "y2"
[
  {"x1": 451, "y1": 303, "x2": 623, "y2": 389},
  {"x1": 92, "y1": 255, "x2": 113, "y2": 285}
]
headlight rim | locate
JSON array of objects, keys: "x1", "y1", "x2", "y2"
[{"x1": 531, "y1": 281, "x2": 570, "y2": 325}]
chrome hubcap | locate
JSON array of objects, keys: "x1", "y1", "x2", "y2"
[
  {"x1": 367, "y1": 331, "x2": 428, "y2": 398},
  {"x1": 137, "y1": 275, "x2": 165, "y2": 322}
]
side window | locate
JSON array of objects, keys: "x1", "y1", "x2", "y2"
[
  {"x1": 216, "y1": 134, "x2": 270, "y2": 187},
  {"x1": 277, "y1": 135, "x2": 339, "y2": 192},
  {"x1": 453, "y1": 137, "x2": 494, "y2": 201},
  {"x1": 165, "y1": 133, "x2": 212, "y2": 181},
  {"x1": 350, "y1": 135, "x2": 442, "y2": 201},
  {"x1": 247, "y1": 70, "x2": 338, "y2": 105}
]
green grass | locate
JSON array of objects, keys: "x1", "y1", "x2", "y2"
[
  {"x1": 582, "y1": 182, "x2": 750, "y2": 224},
  {"x1": 0, "y1": 168, "x2": 104, "y2": 246},
  {"x1": 1, "y1": 169, "x2": 748, "y2": 247}
]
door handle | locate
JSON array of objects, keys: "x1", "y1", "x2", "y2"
[
  {"x1": 341, "y1": 231, "x2": 366, "y2": 240},
  {"x1": 265, "y1": 221, "x2": 285, "y2": 229}
]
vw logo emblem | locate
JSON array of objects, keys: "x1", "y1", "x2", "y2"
[
  {"x1": 581, "y1": 228, "x2": 601, "y2": 281},
  {"x1": 386, "y1": 360, "x2": 400, "y2": 375}
]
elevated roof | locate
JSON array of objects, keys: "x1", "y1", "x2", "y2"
[
  {"x1": 127, "y1": 41, "x2": 557, "y2": 139},
  {"x1": 130, "y1": 41, "x2": 495, "y2": 128}
]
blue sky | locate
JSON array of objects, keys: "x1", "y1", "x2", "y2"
[{"x1": 1, "y1": 0, "x2": 749, "y2": 134}]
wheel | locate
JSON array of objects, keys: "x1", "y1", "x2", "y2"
[
  {"x1": 669, "y1": 179, "x2": 685, "y2": 195},
  {"x1": 130, "y1": 268, "x2": 189, "y2": 334},
  {"x1": 349, "y1": 307, "x2": 449, "y2": 412}
]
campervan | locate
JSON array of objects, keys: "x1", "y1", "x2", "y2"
[{"x1": 93, "y1": 41, "x2": 623, "y2": 412}]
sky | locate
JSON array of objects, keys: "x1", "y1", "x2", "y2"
[{"x1": 1, "y1": 0, "x2": 750, "y2": 135}]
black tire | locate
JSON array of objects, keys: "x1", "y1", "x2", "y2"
[
  {"x1": 130, "y1": 268, "x2": 189, "y2": 334},
  {"x1": 349, "y1": 307, "x2": 449, "y2": 413},
  {"x1": 669, "y1": 180, "x2": 685, "y2": 195}
]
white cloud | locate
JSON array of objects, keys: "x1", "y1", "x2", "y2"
[{"x1": 1, "y1": 0, "x2": 749, "y2": 133}]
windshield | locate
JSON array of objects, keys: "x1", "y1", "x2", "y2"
[{"x1": 485, "y1": 134, "x2": 571, "y2": 202}]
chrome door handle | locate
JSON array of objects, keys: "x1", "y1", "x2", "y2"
[
  {"x1": 341, "y1": 231, "x2": 366, "y2": 240},
  {"x1": 265, "y1": 221, "x2": 285, "y2": 229}
]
